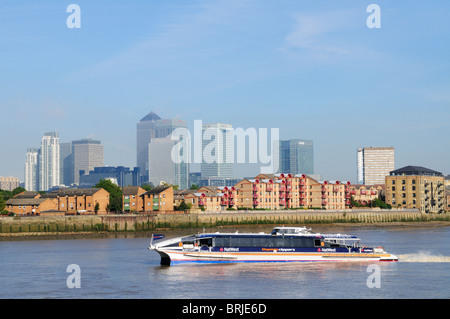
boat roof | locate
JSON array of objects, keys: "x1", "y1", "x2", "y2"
[{"x1": 182, "y1": 226, "x2": 359, "y2": 240}]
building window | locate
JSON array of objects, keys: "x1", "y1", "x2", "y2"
[
  {"x1": 392, "y1": 186, "x2": 395, "y2": 191},
  {"x1": 392, "y1": 180, "x2": 395, "y2": 185}
]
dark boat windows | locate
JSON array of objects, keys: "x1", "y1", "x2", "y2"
[
  {"x1": 213, "y1": 236, "x2": 319, "y2": 248},
  {"x1": 199, "y1": 238, "x2": 213, "y2": 247}
]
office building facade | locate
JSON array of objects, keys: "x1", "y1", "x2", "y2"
[
  {"x1": 148, "y1": 135, "x2": 189, "y2": 190},
  {"x1": 72, "y1": 138, "x2": 104, "y2": 185},
  {"x1": 136, "y1": 111, "x2": 161, "y2": 183},
  {"x1": 0, "y1": 176, "x2": 20, "y2": 191},
  {"x1": 201, "y1": 123, "x2": 233, "y2": 179},
  {"x1": 60, "y1": 142, "x2": 73, "y2": 186},
  {"x1": 357, "y1": 147, "x2": 395, "y2": 185},
  {"x1": 278, "y1": 139, "x2": 314, "y2": 175},
  {"x1": 25, "y1": 148, "x2": 39, "y2": 191},
  {"x1": 136, "y1": 111, "x2": 187, "y2": 183},
  {"x1": 79, "y1": 166, "x2": 141, "y2": 188},
  {"x1": 39, "y1": 132, "x2": 60, "y2": 191}
]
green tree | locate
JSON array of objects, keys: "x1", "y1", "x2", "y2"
[
  {"x1": 161, "y1": 182, "x2": 179, "y2": 190},
  {"x1": 190, "y1": 184, "x2": 199, "y2": 190},
  {"x1": 0, "y1": 190, "x2": 13, "y2": 201},
  {"x1": 12, "y1": 187, "x2": 26, "y2": 196},
  {"x1": 350, "y1": 195, "x2": 363, "y2": 208},
  {"x1": 0, "y1": 194, "x2": 5, "y2": 211},
  {"x1": 175, "y1": 201, "x2": 192, "y2": 211},
  {"x1": 370, "y1": 198, "x2": 392, "y2": 209},
  {"x1": 141, "y1": 183, "x2": 153, "y2": 191},
  {"x1": 94, "y1": 179, "x2": 123, "y2": 212},
  {"x1": 94, "y1": 202, "x2": 100, "y2": 214}
]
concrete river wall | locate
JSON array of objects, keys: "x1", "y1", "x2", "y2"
[{"x1": 1, "y1": 209, "x2": 449, "y2": 235}]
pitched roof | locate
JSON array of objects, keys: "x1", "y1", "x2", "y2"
[
  {"x1": 141, "y1": 185, "x2": 171, "y2": 196},
  {"x1": 140, "y1": 111, "x2": 161, "y2": 122},
  {"x1": 390, "y1": 166, "x2": 443, "y2": 177},
  {"x1": 175, "y1": 189, "x2": 198, "y2": 195},
  {"x1": 57, "y1": 188, "x2": 103, "y2": 196},
  {"x1": 6, "y1": 198, "x2": 50, "y2": 206},
  {"x1": 13, "y1": 191, "x2": 40, "y2": 199},
  {"x1": 122, "y1": 186, "x2": 144, "y2": 195}
]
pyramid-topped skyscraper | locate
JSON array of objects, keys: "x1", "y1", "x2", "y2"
[
  {"x1": 136, "y1": 111, "x2": 161, "y2": 183},
  {"x1": 136, "y1": 111, "x2": 188, "y2": 186}
]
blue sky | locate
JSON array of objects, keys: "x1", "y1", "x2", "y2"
[{"x1": 1, "y1": 0, "x2": 449, "y2": 183}]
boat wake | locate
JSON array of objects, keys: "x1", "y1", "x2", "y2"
[{"x1": 398, "y1": 251, "x2": 450, "y2": 263}]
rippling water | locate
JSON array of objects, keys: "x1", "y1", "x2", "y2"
[{"x1": 1, "y1": 225, "x2": 449, "y2": 299}]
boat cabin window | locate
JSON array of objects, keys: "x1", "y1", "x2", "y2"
[
  {"x1": 271, "y1": 227, "x2": 307, "y2": 236},
  {"x1": 182, "y1": 240, "x2": 195, "y2": 249},
  {"x1": 271, "y1": 228, "x2": 280, "y2": 235},
  {"x1": 199, "y1": 238, "x2": 213, "y2": 247},
  {"x1": 213, "y1": 236, "x2": 320, "y2": 248}
]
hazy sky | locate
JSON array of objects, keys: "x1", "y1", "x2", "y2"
[{"x1": 1, "y1": 0, "x2": 449, "y2": 184}]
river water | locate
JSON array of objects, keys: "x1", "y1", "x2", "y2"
[{"x1": 1, "y1": 224, "x2": 449, "y2": 299}]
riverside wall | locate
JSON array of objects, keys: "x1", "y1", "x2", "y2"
[{"x1": 1, "y1": 209, "x2": 449, "y2": 235}]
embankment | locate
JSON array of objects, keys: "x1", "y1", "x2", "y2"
[{"x1": 1, "y1": 209, "x2": 449, "y2": 237}]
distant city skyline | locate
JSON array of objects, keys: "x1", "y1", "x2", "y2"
[{"x1": 1, "y1": 1, "x2": 449, "y2": 184}]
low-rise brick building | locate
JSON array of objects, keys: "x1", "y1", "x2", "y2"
[
  {"x1": 141, "y1": 185, "x2": 174, "y2": 213},
  {"x1": 5, "y1": 198, "x2": 58, "y2": 216},
  {"x1": 122, "y1": 186, "x2": 146, "y2": 213},
  {"x1": 5, "y1": 188, "x2": 110, "y2": 215}
]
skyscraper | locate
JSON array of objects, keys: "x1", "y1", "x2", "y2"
[
  {"x1": 39, "y1": 132, "x2": 60, "y2": 191},
  {"x1": 24, "y1": 148, "x2": 39, "y2": 191},
  {"x1": 136, "y1": 111, "x2": 188, "y2": 184},
  {"x1": 277, "y1": 139, "x2": 314, "y2": 175},
  {"x1": 136, "y1": 111, "x2": 161, "y2": 183},
  {"x1": 60, "y1": 142, "x2": 73, "y2": 186},
  {"x1": 357, "y1": 147, "x2": 395, "y2": 185},
  {"x1": 72, "y1": 138, "x2": 104, "y2": 185},
  {"x1": 201, "y1": 123, "x2": 233, "y2": 178},
  {"x1": 148, "y1": 135, "x2": 189, "y2": 190}
]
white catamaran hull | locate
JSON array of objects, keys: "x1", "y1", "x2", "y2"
[
  {"x1": 149, "y1": 227, "x2": 399, "y2": 265},
  {"x1": 155, "y1": 248, "x2": 398, "y2": 265}
]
